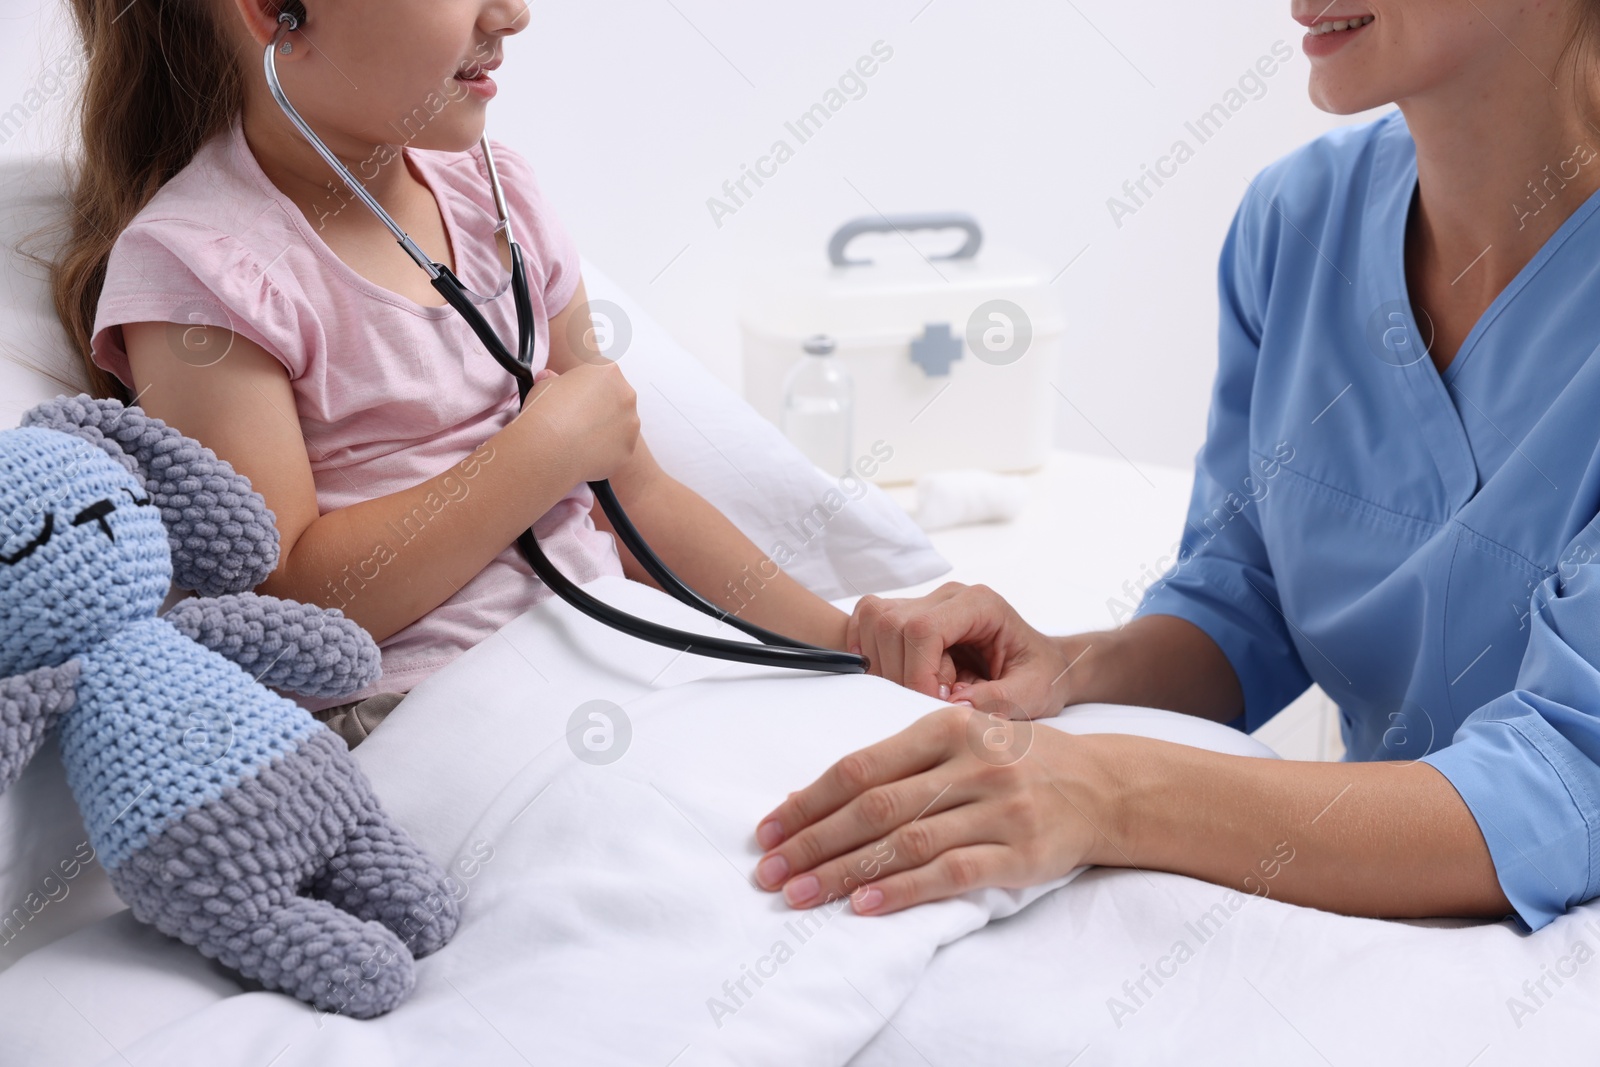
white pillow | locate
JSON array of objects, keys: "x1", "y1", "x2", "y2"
[
  {"x1": 0, "y1": 155, "x2": 130, "y2": 973},
  {"x1": 580, "y1": 255, "x2": 950, "y2": 601},
  {"x1": 0, "y1": 152, "x2": 950, "y2": 971},
  {"x1": 0, "y1": 154, "x2": 92, "y2": 427}
]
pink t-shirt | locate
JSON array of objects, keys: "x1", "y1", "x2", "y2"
[{"x1": 90, "y1": 112, "x2": 624, "y2": 712}]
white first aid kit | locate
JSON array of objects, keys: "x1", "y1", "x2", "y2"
[{"x1": 739, "y1": 213, "x2": 1064, "y2": 485}]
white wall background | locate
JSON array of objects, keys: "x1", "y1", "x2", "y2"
[{"x1": 0, "y1": 0, "x2": 1386, "y2": 469}]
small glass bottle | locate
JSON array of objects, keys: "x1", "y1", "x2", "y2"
[{"x1": 781, "y1": 334, "x2": 854, "y2": 477}]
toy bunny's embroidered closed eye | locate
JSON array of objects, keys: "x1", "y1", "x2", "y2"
[
  {"x1": 0, "y1": 394, "x2": 459, "y2": 1019},
  {"x1": 1, "y1": 485, "x2": 150, "y2": 562}
]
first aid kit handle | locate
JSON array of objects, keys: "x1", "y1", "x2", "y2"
[{"x1": 827, "y1": 213, "x2": 983, "y2": 267}]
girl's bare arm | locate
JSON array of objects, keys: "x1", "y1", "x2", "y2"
[
  {"x1": 587, "y1": 461, "x2": 851, "y2": 651},
  {"x1": 123, "y1": 321, "x2": 585, "y2": 643}
]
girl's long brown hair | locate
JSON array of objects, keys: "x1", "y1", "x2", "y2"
[{"x1": 35, "y1": 0, "x2": 247, "y2": 403}]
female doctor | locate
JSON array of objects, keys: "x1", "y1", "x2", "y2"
[{"x1": 752, "y1": 0, "x2": 1600, "y2": 932}]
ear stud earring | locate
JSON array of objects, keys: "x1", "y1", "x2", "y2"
[{"x1": 278, "y1": 40, "x2": 294, "y2": 55}]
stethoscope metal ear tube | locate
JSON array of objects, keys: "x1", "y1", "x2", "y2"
[{"x1": 264, "y1": 14, "x2": 867, "y2": 674}]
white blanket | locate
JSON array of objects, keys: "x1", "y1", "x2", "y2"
[
  {"x1": 0, "y1": 576, "x2": 1274, "y2": 1066},
  {"x1": 850, "y1": 874, "x2": 1600, "y2": 1066}
]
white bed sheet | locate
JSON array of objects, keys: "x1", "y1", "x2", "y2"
[
  {"x1": 0, "y1": 575, "x2": 1276, "y2": 1066},
  {"x1": 850, "y1": 864, "x2": 1600, "y2": 1065}
]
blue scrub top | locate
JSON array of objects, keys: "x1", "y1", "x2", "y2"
[{"x1": 1135, "y1": 108, "x2": 1600, "y2": 932}]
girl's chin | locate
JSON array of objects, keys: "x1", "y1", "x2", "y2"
[{"x1": 398, "y1": 122, "x2": 489, "y2": 154}]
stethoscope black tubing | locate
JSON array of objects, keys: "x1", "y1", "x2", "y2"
[
  {"x1": 265, "y1": 11, "x2": 864, "y2": 673},
  {"x1": 429, "y1": 254, "x2": 868, "y2": 674}
]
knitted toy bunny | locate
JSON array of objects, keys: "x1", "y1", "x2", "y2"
[{"x1": 0, "y1": 394, "x2": 459, "y2": 1019}]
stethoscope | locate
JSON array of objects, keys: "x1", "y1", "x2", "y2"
[{"x1": 264, "y1": 12, "x2": 866, "y2": 674}]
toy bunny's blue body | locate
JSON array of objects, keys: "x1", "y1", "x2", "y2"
[
  {"x1": 0, "y1": 397, "x2": 460, "y2": 1019},
  {"x1": 63, "y1": 617, "x2": 323, "y2": 870}
]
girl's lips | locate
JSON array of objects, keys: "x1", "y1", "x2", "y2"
[{"x1": 454, "y1": 72, "x2": 497, "y2": 100}]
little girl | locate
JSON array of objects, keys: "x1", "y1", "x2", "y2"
[{"x1": 50, "y1": 0, "x2": 855, "y2": 746}]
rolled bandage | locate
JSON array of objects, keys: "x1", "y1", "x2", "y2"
[{"x1": 913, "y1": 468, "x2": 1028, "y2": 531}]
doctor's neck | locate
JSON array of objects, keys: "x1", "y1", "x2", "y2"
[{"x1": 1299, "y1": 0, "x2": 1600, "y2": 292}]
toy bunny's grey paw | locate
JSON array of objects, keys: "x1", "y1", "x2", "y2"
[
  {"x1": 293, "y1": 607, "x2": 383, "y2": 698},
  {"x1": 303, "y1": 607, "x2": 383, "y2": 694},
  {"x1": 166, "y1": 593, "x2": 381, "y2": 698},
  {"x1": 0, "y1": 659, "x2": 81, "y2": 793}
]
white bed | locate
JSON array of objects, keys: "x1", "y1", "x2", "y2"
[{"x1": 1, "y1": 154, "x2": 1594, "y2": 1065}]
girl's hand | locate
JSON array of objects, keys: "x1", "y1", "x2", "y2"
[
  {"x1": 849, "y1": 583, "x2": 1077, "y2": 720},
  {"x1": 752, "y1": 706, "x2": 1107, "y2": 915},
  {"x1": 518, "y1": 363, "x2": 641, "y2": 484}
]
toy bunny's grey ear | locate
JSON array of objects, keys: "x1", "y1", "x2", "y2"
[{"x1": 20, "y1": 394, "x2": 280, "y2": 597}]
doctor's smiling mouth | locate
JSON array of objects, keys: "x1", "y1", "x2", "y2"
[
  {"x1": 1297, "y1": 8, "x2": 1377, "y2": 57},
  {"x1": 1292, "y1": 3, "x2": 1390, "y2": 111}
]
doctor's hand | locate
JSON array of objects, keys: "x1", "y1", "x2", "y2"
[
  {"x1": 753, "y1": 706, "x2": 1108, "y2": 916},
  {"x1": 517, "y1": 363, "x2": 640, "y2": 484},
  {"x1": 849, "y1": 583, "x2": 1079, "y2": 721}
]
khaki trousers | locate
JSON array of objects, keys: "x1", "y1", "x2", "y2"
[{"x1": 310, "y1": 691, "x2": 409, "y2": 750}]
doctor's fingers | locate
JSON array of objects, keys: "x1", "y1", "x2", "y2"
[
  {"x1": 952, "y1": 675, "x2": 1046, "y2": 721},
  {"x1": 780, "y1": 731, "x2": 1095, "y2": 915},
  {"x1": 894, "y1": 588, "x2": 1027, "y2": 698},
  {"x1": 846, "y1": 595, "x2": 879, "y2": 676},
  {"x1": 849, "y1": 583, "x2": 971, "y2": 656},
  {"x1": 854, "y1": 592, "x2": 967, "y2": 697},
  {"x1": 755, "y1": 705, "x2": 967, "y2": 851},
  {"x1": 754, "y1": 764, "x2": 972, "y2": 900},
  {"x1": 897, "y1": 610, "x2": 967, "y2": 698},
  {"x1": 861, "y1": 597, "x2": 908, "y2": 691},
  {"x1": 841, "y1": 843, "x2": 1021, "y2": 916},
  {"x1": 948, "y1": 645, "x2": 989, "y2": 691},
  {"x1": 951, "y1": 628, "x2": 1077, "y2": 720},
  {"x1": 856, "y1": 597, "x2": 921, "y2": 693},
  {"x1": 771, "y1": 807, "x2": 1017, "y2": 916}
]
